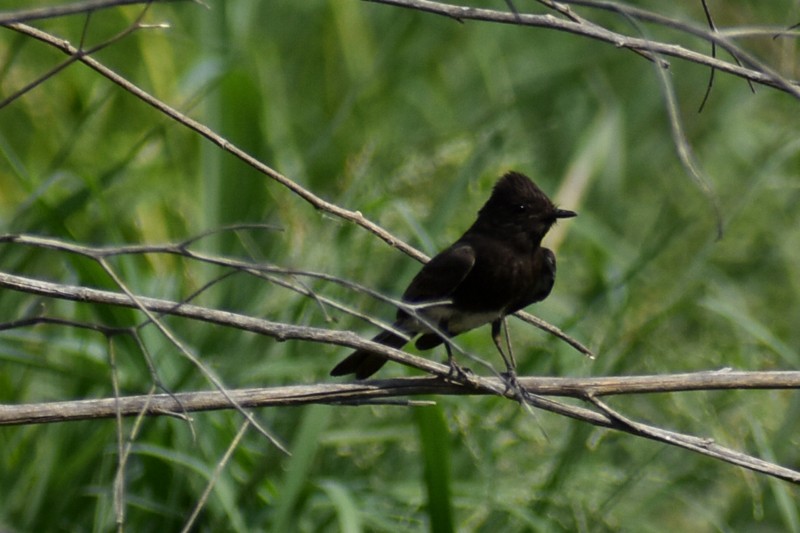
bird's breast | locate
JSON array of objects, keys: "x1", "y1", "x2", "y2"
[
  {"x1": 452, "y1": 244, "x2": 553, "y2": 313},
  {"x1": 416, "y1": 305, "x2": 503, "y2": 336}
]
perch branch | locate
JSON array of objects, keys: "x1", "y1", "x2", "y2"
[{"x1": 2, "y1": 372, "x2": 799, "y2": 483}]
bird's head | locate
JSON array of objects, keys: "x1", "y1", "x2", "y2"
[{"x1": 475, "y1": 171, "x2": 577, "y2": 244}]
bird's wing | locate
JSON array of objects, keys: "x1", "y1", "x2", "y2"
[{"x1": 402, "y1": 243, "x2": 476, "y2": 303}]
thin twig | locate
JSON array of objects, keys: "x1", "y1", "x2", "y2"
[
  {"x1": 364, "y1": 0, "x2": 800, "y2": 98},
  {"x1": 0, "y1": 0, "x2": 179, "y2": 24},
  {"x1": 108, "y1": 338, "x2": 126, "y2": 531},
  {"x1": 0, "y1": 270, "x2": 455, "y2": 378},
  {"x1": 697, "y1": 0, "x2": 717, "y2": 113},
  {"x1": 584, "y1": 393, "x2": 800, "y2": 484},
  {"x1": 181, "y1": 420, "x2": 250, "y2": 533},
  {"x1": 614, "y1": 7, "x2": 725, "y2": 239},
  {"x1": 0, "y1": 6, "x2": 162, "y2": 110}
]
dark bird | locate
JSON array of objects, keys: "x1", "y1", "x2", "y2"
[{"x1": 330, "y1": 171, "x2": 576, "y2": 379}]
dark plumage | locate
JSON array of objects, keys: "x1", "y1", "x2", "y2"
[{"x1": 331, "y1": 171, "x2": 576, "y2": 379}]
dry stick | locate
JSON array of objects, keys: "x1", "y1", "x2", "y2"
[
  {"x1": 0, "y1": 0, "x2": 180, "y2": 25},
  {"x1": 697, "y1": 0, "x2": 718, "y2": 113},
  {"x1": 0, "y1": 6, "x2": 163, "y2": 110},
  {"x1": 564, "y1": 0, "x2": 796, "y2": 57},
  {"x1": 108, "y1": 338, "x2": 126, "y2": 530},
  {"x1": 563, "y1": 0, "x2": 757, "y2": 94},
  {"x1": 0, "y1": 228, "x2": 530, "y2": 442},
  {"x1": 3, "y1": 373, "x2": 800, "y2": 482},
  {"x1": 6, "y1": 372, "x2": 800, "y2": 424},
  {"x1": 584, "y1": 394, "x2": 800, "y2": 484},
  {"x1": 0, "y1": 270, "x2": 453, "y2": 378},
  {"x1": 0, "y1": 259, "x2": 481, "y2": 403},
  {"x1": 365, "y1": 0, "x2": 800, "y2": 98},
  {"x1": 114, "y1": 385, "x2": 159, "y2": 532},
  {"x1": 558, "y1": 0, "x2": 795, "y2": 98},
  {"x1": 533, "y1": 0, "x2": 661, "y2": 65},
  {"x1": 0, "y1": 315, "x2": 194, "y2": 424},
  {"x1": 181, "y1": 420, "x2": 251, "y2": 533}
]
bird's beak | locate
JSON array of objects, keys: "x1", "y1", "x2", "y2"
[{"x1": 555, "y1": 208, "x2": 577, "y2": 219}]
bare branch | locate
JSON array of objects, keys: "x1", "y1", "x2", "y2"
[
  {"x1": 0, "y1": 0, "x2": 182, "y2": 25},
  {"x1": 0, "y1": 269, "x2": 455, "y2": 378},
  {"x1": 364, "y1": 0, "x2": 800, "y2": 98},
  {"x1": 3, "y1": 372, "x2": 800, "y2": 483},
  {"x1": 697, "y1": 0, "x2": 718, "y2": 113},
  {"x1": 0, "y1": 4, "x2": 165, "y2": 110},
  {"x1": 584, "y1": 393, "x2": 800, "y2": 484}
]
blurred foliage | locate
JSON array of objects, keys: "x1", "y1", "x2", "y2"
[{"x1": 1, "y1": 0, "x2": 799, "y2": 531}]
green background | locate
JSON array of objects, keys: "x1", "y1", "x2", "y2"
[{"x1": 1, "y1": 1, "x2": 799, "y2": 530}]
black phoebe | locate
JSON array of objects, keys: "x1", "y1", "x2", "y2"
[{"x1": 330, "y1": 171, "x2": 576, "y2": 379}]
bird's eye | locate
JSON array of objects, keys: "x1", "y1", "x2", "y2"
[{"x1": 516, "y1": 204, "x2": 528, "y2": 212}]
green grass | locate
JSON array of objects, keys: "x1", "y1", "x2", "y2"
[{"x1": 1, "y1": 1, "x2": 799, "y2": 530}]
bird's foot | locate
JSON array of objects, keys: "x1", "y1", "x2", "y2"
[
  {"x1": 446, "y1": 359, "x2": 473, "y2": 382},
  {"x1": 500, "y1": 370, "x2": 526, "y2": 403}
]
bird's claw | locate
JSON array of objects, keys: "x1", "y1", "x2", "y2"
[
  {"x1": 500, "y1": 370, "x2": 526, "y2": 402},
  {"x1": 446, "y1": 359, "x2": 473, "y2": 382}
]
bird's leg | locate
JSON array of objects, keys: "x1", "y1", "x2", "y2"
[
  {"x1": 492, "y1": 319, "x2": 523, "y2": 398},
  {"x1": 444, "y1": 340, "x2": 471, "y2": 381},
  {"x1": 491, "y1": 319, "x2": 517, "y2": 375}
]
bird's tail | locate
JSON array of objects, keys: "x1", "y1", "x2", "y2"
[{"x1": 330, "y1": 328, "x2": 408, "y2": 379}]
